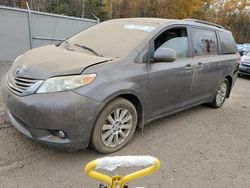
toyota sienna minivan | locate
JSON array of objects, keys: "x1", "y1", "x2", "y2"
[{"x1": 2, "y1": 18, "x2": 239, "y2": 153}]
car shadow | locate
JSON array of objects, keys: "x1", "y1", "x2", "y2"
[
  {"x1": 238, "y1": 75, "x2": 250, "y2": 80},
  {"x1": 134, "y1": 104, "x2": 210, "y2": 137}
]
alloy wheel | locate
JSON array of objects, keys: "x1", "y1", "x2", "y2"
[
  {"x1": 101, "y1": 108, "x2": 132, "y2": 148},
  {"x1": 216, "y1": 82, "x2": 227, "y2": 106}
]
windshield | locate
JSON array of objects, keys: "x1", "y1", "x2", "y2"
[
  {"x1": 60, "y1": 20, "x2": 158, "y2": 58},
  {"x1": 243, "y1": 44, "x2": 250, "y2": 50},
  {"x1": 246, "y1": 51, "x2": 250, "y2": 57}
]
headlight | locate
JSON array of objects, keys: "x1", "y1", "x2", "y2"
[{"x1": 36, "y1": 74, "x2": 97, "y2": 93}]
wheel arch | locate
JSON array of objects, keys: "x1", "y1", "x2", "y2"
[
  {"x1": 225, "y1": 75, "x2": 233, "y2": 98},
  {"x1": 103, "y1": 91, "x2": 145, "y2": 130},
  {"x1": 117, "y1": 93, "x2": 144, "y2": 130},
  {"x1": 89, "y1": 92, "x2": 145, "y2": 151}
]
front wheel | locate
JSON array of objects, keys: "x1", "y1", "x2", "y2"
[
  {"x1": 208, "y1": 79, "x2": 229, "y2": 108},
  {"x1": 90, "y1": 98, "x2": 138, "y2": 154}
]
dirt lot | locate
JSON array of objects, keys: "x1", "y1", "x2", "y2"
[{"x1": 0, "y1": 62, "x2": 250, "y2": 188}]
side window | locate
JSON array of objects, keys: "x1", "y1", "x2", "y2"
[
  {"x1": 154, "y1": 27, "x2": 188, "y2": 59},
  {"x1": 218, "y1": 31, "x2": 237, "y2": 54},
  {"x1": 190, "y1": 28, "x2": 218, "y2": 56}
]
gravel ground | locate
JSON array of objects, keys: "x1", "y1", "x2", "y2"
[{"x1": 0, "y1": 62, "x2": 250, "y2": 188}]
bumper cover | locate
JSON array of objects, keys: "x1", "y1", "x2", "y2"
[
  {"x1": 2, "y1": 81, "x2": 104, "y2": 150},
  {"x1": 239, "y1": 64, "x2": 250, "y2": 75}
]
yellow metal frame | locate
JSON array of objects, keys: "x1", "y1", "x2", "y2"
[{"x1": 84, "y1": 158, "x2": 160, "y2": 188}]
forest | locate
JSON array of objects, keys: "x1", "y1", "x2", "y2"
[{"x1": 1, "y1": 0, "x2": 250, "y2": 43}]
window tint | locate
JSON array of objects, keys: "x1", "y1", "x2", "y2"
[
  {"x1": 154, "y1": 27, "x2": 188, "y2": 59},
  {"x1": 218, "y1": 31, "x2": 237, "y2": 54},
  {"x1": 190, "y1": 28, "x2": 218, "y2": 56}
]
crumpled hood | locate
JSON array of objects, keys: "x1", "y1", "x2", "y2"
[{"x1": 11, "y1": 45, "x2": 111, "y2": 80}]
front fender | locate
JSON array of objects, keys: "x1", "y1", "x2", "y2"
[{"x1": 73, "y1": 78, "x2": 149, "y2": 128}]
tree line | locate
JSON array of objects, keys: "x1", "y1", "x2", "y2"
[{"x1": 1, "y1": 0, "x2": 250, "y2": 43}]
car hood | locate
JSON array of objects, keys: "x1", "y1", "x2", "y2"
[
  {"x1": 241, "y1": 56, "x2": 250, "y2": 62},
  {"x1": 11, "y1": 45, "x2": 111, "y2": 80}
]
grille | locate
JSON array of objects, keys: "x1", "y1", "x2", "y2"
[{"x1": 7, "y1": 74, "x2": 41, "y2": 95}]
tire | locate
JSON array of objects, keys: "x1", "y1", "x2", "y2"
[
  {"x1": 208, "y1": 79, "x2": 229, "y2": 108},
  {"x1": 90, "y1": 98, "x2": 138, "y2": 153}
]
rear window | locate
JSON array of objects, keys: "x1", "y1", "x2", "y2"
[{"x1": 218, "y1": 31, "x2": 237, "y2": 54}]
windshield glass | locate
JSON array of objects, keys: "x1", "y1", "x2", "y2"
[
  {"x1": 246, "y1": 51, "x2": 250, "y2": 57},
  {"x1": 60, "y1": 20, "x2": 158, "y2": 58}
]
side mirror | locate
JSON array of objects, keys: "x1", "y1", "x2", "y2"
[{"x1": 153, "y1": 48, "x2": 177, "y2": 62}]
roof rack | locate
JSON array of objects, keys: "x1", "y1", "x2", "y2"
[{"x1": 183, "y1": 18, "x2": 224, "y2": 29}]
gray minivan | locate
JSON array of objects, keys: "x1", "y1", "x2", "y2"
[{"x1": 2, "y1": 18, "x2": 239, "y2": 153}]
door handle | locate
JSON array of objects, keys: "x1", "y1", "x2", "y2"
[
  {"x1": 185, "y1": 64, "x2": 193, "y2": 71},
  {"x1": 197, "y1": 62, "x2": 203, "y2": 69}
]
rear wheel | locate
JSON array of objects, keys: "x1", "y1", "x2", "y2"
[
  {"x1": 91, "y1": 98, "x2": 137, "y2": 153},
  {"x1": 208, "y1": 79, "x2": 229, "y2": 108}
]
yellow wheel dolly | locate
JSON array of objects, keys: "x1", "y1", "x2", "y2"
[{"x1": 85, "y1": 156, "x2": 160, "y2": 188}]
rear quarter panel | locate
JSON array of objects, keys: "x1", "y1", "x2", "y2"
[{"x1": 219, "y1": 54, "x2": 239, "y2": 87}]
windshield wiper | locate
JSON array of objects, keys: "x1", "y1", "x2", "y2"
[{"x1": 74, "y1": 43, "x2": 102, "y2": 57}]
